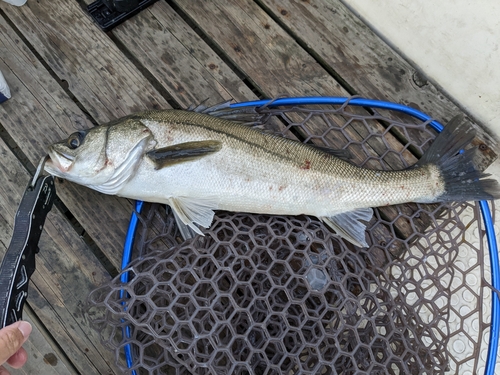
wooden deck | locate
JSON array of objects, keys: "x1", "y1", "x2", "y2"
[{"x1": 0, "y1": 1, "x2": 496, "y2": 374}]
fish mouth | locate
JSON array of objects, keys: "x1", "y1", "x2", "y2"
[
  {"x1": 55, "y1": 150, "x2": 75, "y2": 161},
  {"x1": 44, "y1": 147, "x2": 75, "y2": 176}
]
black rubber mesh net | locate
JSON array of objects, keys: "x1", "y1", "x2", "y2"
[{"x1": 87, "y1": 99, "x2": 495, "y2": 374}]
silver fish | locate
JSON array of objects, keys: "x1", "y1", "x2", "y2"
[{"x1": 44, "y1": 107, "x2": 499, "y2": 247}]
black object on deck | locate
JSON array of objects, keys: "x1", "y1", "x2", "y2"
[
  {"x1": 0, "y1": 175, "x2": 56, "y2": 327},
  {"x1": 87, "y1": 0, "x2": 158, "y2": 32}
]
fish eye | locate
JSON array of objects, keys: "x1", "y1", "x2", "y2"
[{"x1": 67, "y1": 131, "x2": 86, "y2": 149}]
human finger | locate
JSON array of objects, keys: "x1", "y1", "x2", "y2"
[
  {"x1": 0, "y1": 364, "x2": 12, "y2": 375},
  {"x1": 0, "y1": 321, "x2": 32, "y2": 364},
  {"x1": 6, "y1": 347, "x2": 28, "y2": 369}
]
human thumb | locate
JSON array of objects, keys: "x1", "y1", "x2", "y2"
[{"x1": 0, "y1": 321, "x2": 31, "y2": 364}]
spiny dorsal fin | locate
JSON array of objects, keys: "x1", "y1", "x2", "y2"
[
  {"x1": 146, "y1": 140, "x2": 222, "y2": 170},
  {"x1": 187, "y1": 100, "x2": 265, "y2": 125}
]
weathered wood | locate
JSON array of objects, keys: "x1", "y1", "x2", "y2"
[
  {"x1": 18, "y1": 309, "x2": 73, "y2": 375},
  {"x1": 108, "y1": 0, "x2": 289, "y2": 134},
  {"x1": 169, "y1": 1, "x2": 418, "y2": 165},
  {"x1": 257, "y1": 1, "x2": 450, "y2": 112},
  {"x1": 0, "y1": 137, "x2": 119, "y2": 374},
  {"x1": 257, "y1": 0, "x2": 497, "y2": 157},
  {"x1": 173, "y1": 0, "x2": 345, "y2": 98},
  {"x1": 0, "y1": 12, "x2": 136, "y2": 269},
  {"x1": 0, "y1": 0, "x2": 168, "y2": 123},
  {"x1": 169, "y1": 0, "x2": 417, "y2": 164},
  {"x1": 112, "y1": 1, "x2": 257, "y2": 107}
]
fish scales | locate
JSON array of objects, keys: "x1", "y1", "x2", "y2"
[
  {"x1": 44, "y1": 108, "x2": 499, "y2": 247},
  {"x1": 123, "y1": 110, "x2": 442, "y2": 214}
]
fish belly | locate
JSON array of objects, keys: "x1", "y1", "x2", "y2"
[{"x1": 117, "y1": 146, "x2": 439, "y2": 218}]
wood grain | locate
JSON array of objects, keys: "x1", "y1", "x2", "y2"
[
  {"x1": 112, "y1": 1, "x2": 258, "y2": 108},
  {"x1": 19, "y1": 308, "x2": 73, "y2": 375},
  {"x1": 0, "y1": 137, "x2": 118, "y2": 374},
  {"x1": 0, "y1": 11, "x2": 138, "y2": 269},
  {"x1": 258, "y1": 0, "x2": 497, "y2": 155},
  {"x1": 171, "y1": 0, "x2": 419, "y2": 168},
  {"x1": 0, "y1": 0, "x2": 169, "y2": 123},
  {"x1": 173, "y1": 0, "x2": 345, "y2": 98}
]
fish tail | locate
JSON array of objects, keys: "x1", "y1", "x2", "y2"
[{"x1": 418, "y1": 115, "x2": 500, "y2": 202}]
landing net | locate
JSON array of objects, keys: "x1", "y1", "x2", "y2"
[{"x1": 88, "y1": 98, "x2": 498, "y2": 374}]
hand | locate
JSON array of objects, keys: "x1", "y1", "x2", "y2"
[{"x1": 0, "y1": 321, "x2": 32, "y2": 375}]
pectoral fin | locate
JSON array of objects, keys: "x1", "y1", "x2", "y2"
[
  {"x1": 168, "y1": 196, "x2": 218, "y2": 238},
  {"x1": 147, "y1": 140, "x2": 222, "y2": 170},
  {"x1": 321, "y1": 208, "x2": 373, "y2": 248}
]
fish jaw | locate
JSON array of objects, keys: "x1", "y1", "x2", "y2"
[
  {"x1": 44, "y1": 146, "x2": 76, "y2": 178},
  {"x1": 44, "y1": 143, "x2": 111, "y2": 186}
]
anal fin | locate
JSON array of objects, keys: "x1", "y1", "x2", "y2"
[{"x1": 321, "y1": 208, "x2": 373, "y2": 248}]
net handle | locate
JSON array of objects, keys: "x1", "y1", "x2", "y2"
[{"x1": 122, "y1": 96, "x2": 499, "y2": 375}]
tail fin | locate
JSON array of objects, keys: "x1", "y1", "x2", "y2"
[{"x1": 418, "y1": 115, "x2": 500, "y2": 202}]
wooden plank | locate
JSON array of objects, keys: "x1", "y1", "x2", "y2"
[
  {"x1": 258, "y1": 1, "x2": 451, "y2": 111},
  {"x1": 169, "y1": 0, "x2": 418, "y2": 165},
  {"x1": 111, "y1": 1, "x2": 258, "y2": 108},
  {"x1": 0, "y1": 137, "x2": 120, "y2": 374},
  {"x1": 173, "y1": 0, "x2": 346, "y2": 98},
  {"x1": 17, "y1": 309, "x2": 72, "y2": 375},
  {"x1": 0, "y1": 0, "x2": 168, "y2": 124},
  {"x1": 109, "y1": 1, "x2": 287, "y2": 132},
  {"x1": 173, "y1": 0, "x2": 496, "y2": 163},
  {"x1": 257, "y1": 0, "x2": 498, "y2": 153},
  {"x1": 0, "y1": 10, "x2": 142, "y2": 269},
  {"x1": 167, "y1": 0, "x2": 420, "y2": 165}
]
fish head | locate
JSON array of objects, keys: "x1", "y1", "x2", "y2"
[{"x1": 45, "y1": 118, "x2": 155, "y2": 190}]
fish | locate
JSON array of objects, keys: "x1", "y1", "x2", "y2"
[{"x1": 44, "y1": 104, "x2": 500, "y2": 247}]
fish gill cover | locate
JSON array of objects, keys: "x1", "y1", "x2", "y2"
[{"x1": 87, "y1": 101, "x2": 494, "y2": 374}]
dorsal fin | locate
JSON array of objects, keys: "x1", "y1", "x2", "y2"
[{"x1": 187, "y1": 100, "x2": 265, "y2": 125}]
